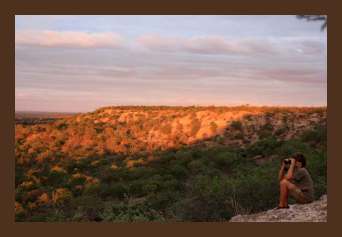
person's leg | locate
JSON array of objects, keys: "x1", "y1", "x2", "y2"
[
  {"x1": 279, "y1": 179, "x2": 308, "y2": 206},
  {"x1": 288, "y1": 184, "x2": 309, "y2": 204},
  {"x1": 279, "y1": 179, "x2": 290, "y2": 207}
]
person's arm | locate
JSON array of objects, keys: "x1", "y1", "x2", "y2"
[
  {"x1": 278, "y1": 161, "x2": 285, "y2": 181},
  {"x1": 284, "y1": 158, "x2": 296, "y2": 180}
]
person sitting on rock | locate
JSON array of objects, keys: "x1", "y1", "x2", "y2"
[{"x1": 277, "y1": 153, "x2": 314, "y2": 209}]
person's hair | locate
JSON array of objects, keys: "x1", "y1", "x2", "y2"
[{"x1": 293, "y1": 153, "x2": 306, "y2": 167}]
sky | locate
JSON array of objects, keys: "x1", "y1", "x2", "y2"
[{"x1": 15, "y1": 15, "x2": 327, "y2": 112}]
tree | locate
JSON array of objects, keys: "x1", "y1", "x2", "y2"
[{"x1": 297, "y1": 15, "x2": 327, "y2": 31}]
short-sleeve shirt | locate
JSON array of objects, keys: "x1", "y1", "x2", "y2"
[{"x1": 291, "y1": 167, "x2": 315, "y2": 202}]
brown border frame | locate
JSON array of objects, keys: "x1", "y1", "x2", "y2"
[{"x1": 1, "y1": 0, "x2": 340, "y2": 236}]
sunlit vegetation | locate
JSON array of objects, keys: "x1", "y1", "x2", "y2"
[{"x1": 15, "y1": 106, "x2": 327, "y2": 222}]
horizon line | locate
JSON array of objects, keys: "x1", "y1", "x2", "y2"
[{"x1": 15, "y1": 104, "x2": 328, "y2": 114}]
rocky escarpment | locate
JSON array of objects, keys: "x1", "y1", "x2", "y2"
[
  {"x1": 230, "y1": 195, "x2": 327, "y2": 222},
  {"x1": 15, "y1": 106, "x2": 326, "y2": 163}
]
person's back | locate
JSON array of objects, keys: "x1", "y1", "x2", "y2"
[{"x1": 291, "y1": 167, "x2": 314, "y2": 203}]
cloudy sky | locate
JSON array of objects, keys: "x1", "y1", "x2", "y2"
[{"x1": 15, "y1": 15, "x2": 327, "y2": 112}]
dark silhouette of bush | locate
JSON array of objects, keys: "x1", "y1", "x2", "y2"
[
  {"x1": 230, "y1": 120, "x2": 243, "y2": 131},
  {"x1": 245, "y1": 137, "x2": 281, "y2": 158},
  {"x1": 176, "y1": 175, "x2": 233, "y2": 221},
  {"x1": 301, "y1": 124, "x2": 327, "y2": 149},
  {"x1": 258, "y1": 123, "x2": 274, "y2": 139},
  {"x1": 100, "y1": 183, "x2": 128, "y2": 199}
]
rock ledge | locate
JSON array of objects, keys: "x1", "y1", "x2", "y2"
[{"x1": 230, "y1": 195, "x2": 327, "y2": 222}]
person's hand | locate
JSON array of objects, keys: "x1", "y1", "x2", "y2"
[
  {"x1": 280, "y1": 161, "x2": 285, "y2": 169},
  {"x1": 290, "y1": 158, "x2": 296, "y2": 165}
]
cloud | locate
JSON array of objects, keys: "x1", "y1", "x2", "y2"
[
  {"x1": 184, "y1": 37, "x2": 277, "y2": 55},
  {"x1": 136, "y1": 34, "x2": 326, "y2": 57},
  {"x1": 298, "y1": 40, "x2": 325, "y2": 55},
  {"x1": 256, "y1": 68, "x2": 326, "y2": 84},
  {"x1": 15, "y1": 42, "x2": 326, "y2": 88},
  {"x1": 136, "y1": 34, "x2": 182, "y2": 52},
  {"x1": 136, "y1": 34, "x2": 280, "y2": 55},
  {"x1": 15, "y1": 30, "x2": 124, "y2": 48},
  {"x1": 14, "y1": 16, "x2": 327, "y2": 111}
]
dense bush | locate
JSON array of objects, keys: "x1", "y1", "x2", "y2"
[
  {"x1": 230, "y1": 120, "x2": 243, "y2": 131},
  {"x1": 244, "y1": 137, "x2": 281, "y2": 158},
  {"x1": 175, "y1": 174, "x2": 233, "y2": 221},
  {"x1": 301, "y1": 124, "x2": 327, "y2": 149}
]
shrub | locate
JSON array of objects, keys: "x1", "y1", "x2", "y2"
[
  {"x1": 274, "y1": 126, "x2": 289, "y2": 136},
  {"x1": 276, "y1": 139, "x2": 312, "y2": 158},
  {"x1": 15, "y1": 166, "x2": 25, "y2": 187},
  {"x1": 213, "y1": 151, "x2": 238, "y2": 167},
  {"x1": 100, "y1": 183, "x2": 128, "y2": 199},
  {"x1": 48, "y1": 169, "x2": 68, "y2": 187},
  {"x1": 70, "y1": 195, "x2": 104, "y2": 221},
  {"x1": 174, "y1": 149, "x2": 192, "y2": 163},
  {"x1": 301, "y1": 124, "x2": 327, "y2": 149},
  {"x1": 245, "y1": 137, "x2": 281, "y2": 158},
  {"x1": 230, "y1": 165, "x2": 279, "y2": 212},
  {"x1": 187, "y1": 160, "x2": 206, "y2": 174},
  {"x1": 190, "y1": 119, "x2": 201, "y2": 136},
  {"x1": 176, "y1": 175, "x2": 232, "y2": 221},
  {"x1": 56, "y1": 121, "x2": 68, "y2": 130},
  {"x1": 52, "y1": 188, "x2": 73, "y2": 206},
  {"x1": 258, "y1": 123, "x2": 274, "y2": 139},
  {"x1": 45, "y1": 209, "x2": 67, "y2": 222},
  {"x1": 210, "y1": 122, "x2": 218, "y2": 134},
  {"x1": 234, "y1": 132, "x2": 244, "y2": 140},
  {"x1": 161, "y1": 178, "x2": 182, "y2": 191},
  {"x1": 15, "y1": 202, "x2": 26, "y2": 221},
  {"x1": 69, "y1": 173, "x2": 87, "y2": 187},
  {"x1": 142, "y1": 182, "x2": 159, "y2": 194},
  {"x1": 161, "y1": 123, "x2": 172, "y2": 135},
  {"x1": 83, "y1": 183, "x2": 101, "y2": 196},
  {"x1": 146, "y1": 190, "x2": 179, "y2": 211},
  {"x1": 230, "y1": 121, "x2": 242, "y2": 131},
  {"x1": 169, "y1": 164, "x2": 188, "y2": 179},
  {"x1": 215, "y1": 135, "x2": 225, "y2": 144},
  {"x1": 306, "y1": 151, "x2": 327, "y2": 199},
  {"x1": 176, "y1": 123, "x2": 183, "y2": 132},
  {"x1": 100, "y1": 201, "x2": 165, "y2": 222},
  {"x1": 128, "y1": 166, "x2": 155, "y2": 180}
]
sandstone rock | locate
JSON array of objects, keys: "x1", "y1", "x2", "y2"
[{"x1": 230, "y1": 195, "x2": 327, "y2": 222}]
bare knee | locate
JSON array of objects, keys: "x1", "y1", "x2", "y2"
[
  {"x1": 280, "y1": 179, "x2": 289, "y2": 186},
  {"x1": 280, "y1": 179, "x2": 297, "y2": 192}
]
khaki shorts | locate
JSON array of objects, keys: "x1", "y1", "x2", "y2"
[{"x1": 289, "y1": 186, "x2": 313, "y2": 204}]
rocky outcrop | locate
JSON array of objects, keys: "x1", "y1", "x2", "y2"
[{"x1": 230, "y1": 195, "x2": 327, "y2": 222}]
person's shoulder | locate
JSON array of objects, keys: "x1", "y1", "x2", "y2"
[
  {"x1": 294, "y1": 167, "x2": 307, "y2": 176},
  {"x1": 299, "y1": 167, "x2": 311, "y2": 175}
]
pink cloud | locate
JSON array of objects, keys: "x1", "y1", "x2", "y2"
[
  {"x1": 15, "y1": 30, "x2": 124, "y2": 48},
  {"x1": 136, "y1": 34, "x2": 182, "y2": 51},
  {"x1": 256, "y1": 68, "x2": 326, "y2": 83}
]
